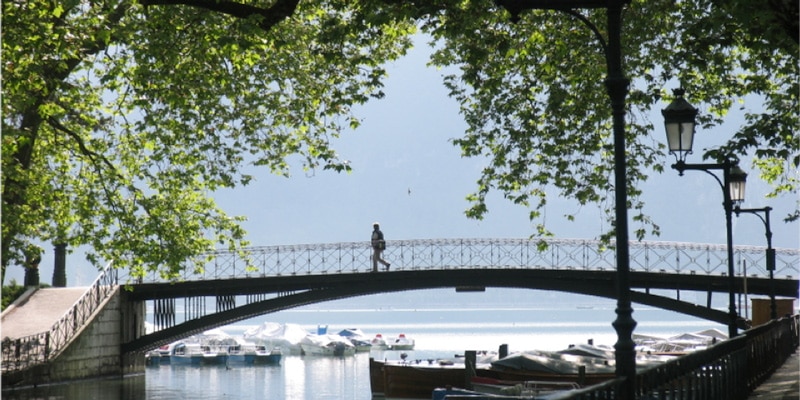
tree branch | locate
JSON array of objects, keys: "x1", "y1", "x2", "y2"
[
  {"x1": 47, "y1": 117, "x2": 122, "y2": 180},
  {"x1": 141, "y1": 0, "x2": 301, "y2": 31},
  {"x1": 47, "y1": 117, "x2": 151, "y2": 223}
]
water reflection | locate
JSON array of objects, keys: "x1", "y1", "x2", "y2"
[
  {"x1": 2, "y1": 373, "x2": 147, "y2": 400},
  {"x1": 1, "y1": 355, "x2": 373, "y2": 400}
]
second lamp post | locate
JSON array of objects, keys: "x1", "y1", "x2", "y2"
[
  {"x1": 734, "y1": 206, "x2": 778, "y2": 320},
  {"x1": 661, "y1": 88, "x2": 748, "y2": 339}
]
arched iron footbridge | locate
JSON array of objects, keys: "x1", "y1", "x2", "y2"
[{"x1": 121, "y1": 238, "x2": 799, "y2": 353}]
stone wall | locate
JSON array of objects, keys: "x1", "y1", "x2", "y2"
[{"x1": 4, "y1": 288, "x2": 146, "y2": 387}]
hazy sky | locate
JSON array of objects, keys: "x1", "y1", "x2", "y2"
[
  {"x1": 210, "y1": 36, "x2": 799, "y2": 249},
  {"x1": 7, "y1": 36, "x2": 798, "y2": 286}
]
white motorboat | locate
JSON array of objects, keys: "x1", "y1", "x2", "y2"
[
  {"x1": 371, "y1": 333, "x2": 415, "y2": 350},
  {"x1": 227, "y1": 343, "x2": 282, "y2": 365},
  {"x1": 633, "y1": 328, "x2": 728, "y2": 353},
  {"x1": 300, "y1": 334, "x2": 356, "y2": 356},
  {"x1": 370, "y1": 333, "x2": 389, "y2": 350},
  {"x1": 336, "y1": 328, "x2": 372, "y2": 352},
  {"x1": 388, "y1": 333, "x2": 415, "y2": 350},
  {"x1": 243, "y1": 322, "x2": 308, "y2": 355},
  {"x1": 169, "y1": 342, "x2": 229, "y2": 366}
]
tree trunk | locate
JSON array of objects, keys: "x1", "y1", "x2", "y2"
[{"x1": 52, "y1": 243, "x2": 67, "y2": 287}]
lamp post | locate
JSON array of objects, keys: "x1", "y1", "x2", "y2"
[
  {"x1": 734, "y1": 206, "x2": 777, "y2": 319},
  {"x1": 661, "y1": 88, "x2": 748, "y2": 338},
  {"x1": 493, "y1": 1, "x2": 636, "y2": 398}
]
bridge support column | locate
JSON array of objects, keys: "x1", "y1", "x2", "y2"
[{"x1": 120, "y1": 291, "x2": 146, "y2": 376}]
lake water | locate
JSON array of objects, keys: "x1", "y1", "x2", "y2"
[{"x1": 1, "y1": 288, "x2": 728, "y2": 400}]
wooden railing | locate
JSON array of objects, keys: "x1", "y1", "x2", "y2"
[
  {"x1": 546, "y1": 315, "x2": 800, "y2": 399},
  {"x1": 1, "y1": 263, "x2": 118, "y2": 373}
]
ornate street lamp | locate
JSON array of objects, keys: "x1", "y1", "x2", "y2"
[
  {"x1": 662, "y1": 89, "x2": 748, "y2": 338},
  {"x1": 734, "y1": 206, "x2": 778, "y2": 320},
  {"x1": 494, "y1": 1, "x2": 636, "y2": 398},
  {"x1": 661, "y1": 88, "x2": 697, "y2": 161}
]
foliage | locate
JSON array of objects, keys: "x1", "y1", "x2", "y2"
[
  {"x1": 419, "y1": 0, "x2": 798, "y2": 237},
  {"x1": 2, "y1": 0, "x2": 416, "y2": 283},
  {"x1": 3, "y1": 0, "x2": 796, "y2": 283}
]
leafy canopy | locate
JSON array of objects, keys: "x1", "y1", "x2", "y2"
[
  {"x1": 2, "y1": 0, "x2": 416, "y2": 282},
  {"x1": 3, "y1": 0, "x2": 796, "y2": 282},
  {"x1": 421, "y1": 0, "x2": 798, "y2": 240}
]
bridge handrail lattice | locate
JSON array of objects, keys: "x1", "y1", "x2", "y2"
[{"x1": 122, "y1": 238, "x2": 799, "y2": 285}]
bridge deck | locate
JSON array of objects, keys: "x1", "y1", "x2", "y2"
[{"x1": 1, "y1": 288, "x2": 88, "y2": 339}]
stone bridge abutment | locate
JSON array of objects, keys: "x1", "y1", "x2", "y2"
[{"x1": 2, "y1": 288, "x2": 147, "y2": 388}]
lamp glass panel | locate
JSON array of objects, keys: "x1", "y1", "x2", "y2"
[
  {"x1": 729, "y1": 179, "x2": 746, "y2": 203},
  {"x1": 665, "y1": 121, "x2": 694, "y2": 152}
]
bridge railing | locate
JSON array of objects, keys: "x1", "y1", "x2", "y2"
[
  {"x1": 543, "y1": 314, "x2": 800, "y2": 399},
  {"x1": 1, "y1": 263, "x2": 118, "y2": 373},
  {"x1": 120, "y1": 238, "x2": 799, "y2": 284}
]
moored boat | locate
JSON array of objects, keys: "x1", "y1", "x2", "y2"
[
  {"x1": 252, "y1": 346, "x2": 283, "y2": 365},
  {"x1": 633, "y1": 329, "x2": 728, "y2": 354},
  {"x1": 371, "y1": 333, "x2": 415, "y2": 350},
  {"x1": 143, "y1": 343, "x2": 177, "y2": 365},
  {"x1": 468, "y1": 376, "x2": 581, "y2": 397},
  {"x1": 170, "y1": 342, "x2": 229, "y2": 366},
  {"x1": 300, "y1": 334, "x2": 356, "y2": 356},
  {"x1": 479, "y1": 350, "x2": 617, "y2": 386},
  {"x1": 145, "y1": 350, "x2": 162, "y2": 366},
  {"x1": 388, "y1": 333, "x2": 415, "y2": 350},
  {"x1": 337, "y1": 328, "x2": 372, "y2": 352},
  {"x1": 370, "y1": 357, "x2": 475, "y2": 399},
  {"x1": 243, "y1": 322, "x2": 308, "y2": 355},
  {"x1": 371, "y1": 333, "x2": 389, "y2": 350},
  {"x1": 369, "y1": 345, "x2": 672, "y2": 399},
  {"x1": 227, "y1": 344, "x2": 282, "y2": 365}
]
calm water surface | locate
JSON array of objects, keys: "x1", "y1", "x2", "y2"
[{"x1": 2, "y1": 289, "x2": 727, "y2": 400}]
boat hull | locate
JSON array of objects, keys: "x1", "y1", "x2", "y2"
[
  {"x1": 227, "y1": 354, "x2": 282, "y2": 365},
  {"x1": 170, "y1": 343, "x2": 229, "y2": 366},
  {"x1": 145, "y1": 351, "x2": 162, "y2": 367},
  {"x1": 300, "y1": 343, "x2": 356, "y2": 357},
  {"x1": 169, "y1": 353, "x2": 229, "y2": 366},
  {"x1": 370, "y1": 358, "x2": 468, "y2": 399},
  {"x1": 369, "y1": 358, "x2": 617, "y2": 399}
]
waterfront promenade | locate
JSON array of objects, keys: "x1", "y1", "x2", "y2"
[{"x1": 747, "y1": 349, "x2": 800, "y2": 400}]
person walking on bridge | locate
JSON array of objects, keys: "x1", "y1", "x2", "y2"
[{"x1": 371, "y1": 222, "x2": 391, "y2": 272}]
